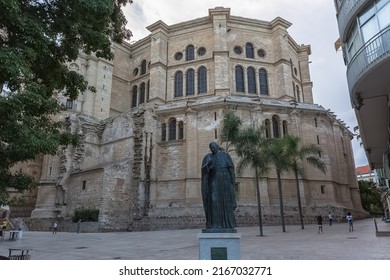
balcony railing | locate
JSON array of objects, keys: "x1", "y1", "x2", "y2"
[
  {"x1": 347, "y1": 27, "x2": 390, "y2": 91},
  {"x1": 336, "y1": 0, "x2": 367, "y2": 39}
]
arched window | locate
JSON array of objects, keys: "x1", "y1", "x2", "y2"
[
  {"x1": 247, "y1": 67, "x2": 256, "y2": 94},
  {"x1": 131, "y1": 85, "x2": 137, "y2": 108},
  {"x1": 139, "y1": 82, "x2": 145, "y2": 104},
  {"x1": 259, "y1": 68, "x2": 269, "y2": 95},
  {"x1": 265, "y1": 119, "x2": 271, "y2": 138},
  {"x1": 186, "y1": 69, "x2": 195, "y2": 96},
  {"x1": 169, "y1": 118, "x2": 176, "y2": 140},
  {"x1": 245, "y1": 43, "x2": 254, "y2": 59},
  {"x1": 282, "y1": 120, "x2": 288, "y2": 136},
  {"x1": 141, "y1": 60, "x2": 147, "y2": 75},
  {"x1": 178, "y1": 121, "x2": 184, "y2": 140},
  {"x1": 161, "y1": 123, "x2": 167, "y2": 141},
  {"x1": 198, "y1": 66, "x2": 207, "y2": 94},
  {"x1": 235, "y1": 65, "x2": 245, "y2": 92},
  {"x1": 186, "y1": 45, "x2": 194, "y2": 61},
  {"x1": 272, "y1": 115, "x2": 280, "y2": 138},
  {"x1": 174, "y1": 71, "x2": 183, "y2": 97}
]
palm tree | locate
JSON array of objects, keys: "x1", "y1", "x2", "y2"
[
  {"x1": 220, "y1": 111, "x2": 269, "y2": 236},
  {"x1": 265, "y1": 137, "x2": 292, "y2": 232},
  {"x1": 234, "y1": 126, "x2": 270, "y2": 236},
  {"x1": 283, "y1": 135, "x2": 326, "y2": 229},
  {"x1": 220, "y1": 111, "x2": 241, "y2": 153}
]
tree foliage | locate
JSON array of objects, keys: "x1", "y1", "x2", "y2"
[
  {"x1": 358, "y1": 180, "x2": 383, "y2": 215},
  {"x1": 0, "y1": 0, "x2": 133, "y2": 204}
]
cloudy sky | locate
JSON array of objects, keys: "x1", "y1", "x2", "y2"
[{"x1": 123, "y1": 0, "x2": 368, "y2": 167}]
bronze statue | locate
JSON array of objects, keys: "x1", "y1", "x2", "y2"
[{"x1": 201, "y1": 142, "x2": 237, "y2": 232}]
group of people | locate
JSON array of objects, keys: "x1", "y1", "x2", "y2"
[{"x1": 316, "y1": 212, "x2": 354, "y2": 233}]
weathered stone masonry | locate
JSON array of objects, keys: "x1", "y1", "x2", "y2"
[{"x1": 27, "y1": 7, "x2": 368, "y2": 232}]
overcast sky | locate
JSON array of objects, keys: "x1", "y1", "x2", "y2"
[{"x1": 124, "y1": 0, "x2": 368, "y2": 167}]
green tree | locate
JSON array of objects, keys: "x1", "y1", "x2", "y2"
[
  {"x1": 220, "y1": 111, "x2": 241, "y2": 153},
  {"x1": 266, "y1": 137, "x2": 293, "y2": 232},
  {"x1": 358, "y1": 180, "x2": 383, "y2": 215},
  {"x1": 0, "y1": 0, "x2": 133, "y2": 204},
  {"x1": 220, "y1": 111, "x2": 270, "y2": 236},
  {"x1": 284, "y1": 135, "x2": 326, "y2": 229},
  {"x1": 235, "y1": 126, "x2": 270, "y2": 236}
]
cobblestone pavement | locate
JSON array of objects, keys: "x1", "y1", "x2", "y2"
[{"x1": 0, "y1": 218, "x2": 389, "y2": 260}]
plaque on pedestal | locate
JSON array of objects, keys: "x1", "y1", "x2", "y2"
[{"x1": 198, "y1": 232, "x2": 241, "y2": 260}]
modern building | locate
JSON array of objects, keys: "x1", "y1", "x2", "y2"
[
  {"x1": 356, "y1": 164, "x2": 378, "y2": 182},
  {"x1": 17, "y1": 7, "x2": 367, "y2": 231},
  {"x1": 333, "y1": 0, "x2": 390, "y2": 174}
]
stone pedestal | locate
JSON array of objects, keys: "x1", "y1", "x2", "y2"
[{"x1": 198, "y1": 232, "x2": 241, "y2": 260}]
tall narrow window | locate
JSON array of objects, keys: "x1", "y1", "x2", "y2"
[
  {"x1": 66, "y1": 99, "x2": 73, "y2": 109},
  {"x1": 174, "y1": 71, "x2": 183, "y2": 97},
  {"x1": 235, "y1": 66, "x2": 244, "y2": 92},
  {"x1": 169, "y1": 118, "x2": 176, "y2": 140},
  {"x1": 282, "y1": 121, "x2": 288, "y2": 136},
  {"x1": 178, "y1": 121, "x2": 184, "y2": 140},
  {"x1": 247, "y1": 67, "x2": 256, "y2": 94},
  {"x1": 131, "y1": 85, "x2": 137, "y2": 108},
  {"x1": 198, "y1": 66, "x2": 207, "y2": 94},
  {"x1": 245, "y1": 43, "x2": 254, "y2": 58},
  {"x1": 161, "y1": 123, "x2": 166, "y2": 141},
  {"x1": 259, "y1": 68, "x2": 269, "y2": 95},
  {"x1": 139, "y1": 83, "x2": 145, "y2": 104},
  {"x1": 147, "y1": 80, "x2": 150, "y2": 101},
  {"x1": 186, "y1": 69, "x2": 195, "y2": 96},
  {"x1": 141, "y1": 60, "x2": 147, "y2": 75},
  {"x1": 272, "y1": 116, "x2": 280, "y2": 138},
  {"x1": 186, "y1": 45, "x2": 194, "y2": 61},
  {"x1": 265, "y1": 119, "x2": 271, "y2": 138}
]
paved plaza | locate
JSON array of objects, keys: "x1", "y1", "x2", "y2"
[{"x1": 0, "y1": 218, "x2": 389, "y2": 260}]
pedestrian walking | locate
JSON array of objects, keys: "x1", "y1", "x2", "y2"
[
  {"x1": 52, "y1": 222, "x2": 58, "y2": 234},
  {"x1": 328, "y1": 212, "x2": 334, "y2": 226},
  {"x1": 346, "y1": 212, "x2": 353, "y2": 231},
  {"x1": 316, "y1": 214, "x2": 323, "y2": 233},
  {"x1": 76, "y1": 219, "x2": 81, "y2": 234}
]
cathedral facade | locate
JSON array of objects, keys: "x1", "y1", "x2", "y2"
[{"x1": 28, "y1": 7, "x2": 366, "y2": 231}]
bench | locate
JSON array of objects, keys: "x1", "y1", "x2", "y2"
[
  {"x1": 8, "y1": 249, "x2": 31, "y2": 260},
  {"x1": 8, "y1": 230, "x2": 21, "y2": 241}
]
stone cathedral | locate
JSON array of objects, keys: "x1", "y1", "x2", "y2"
[{"x1": 20, "y1": 7, "x2": 366, "y2": 231}]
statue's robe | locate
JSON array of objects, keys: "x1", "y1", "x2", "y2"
[{"x1": 201, "y1": 150, "x2": 237, "y2": 229}]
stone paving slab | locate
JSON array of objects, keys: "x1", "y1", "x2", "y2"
[{"x1": 0, "y1": 218, "x2": 389, "y2": 260}]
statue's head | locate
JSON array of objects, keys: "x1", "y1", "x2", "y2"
[{"x1": 209, "y1": 142, "x2": 219, "y2": 154}]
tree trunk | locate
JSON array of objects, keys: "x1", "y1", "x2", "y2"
[
  {"x1": 295, "y1": 171, "x2": 304, "y2": 229},
  {"x1": 277, "y1": 171, "x2": 286, "y2": 232},
  {"x1": 255, "y1": 169, "x2": 263, "y2": 236}
]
